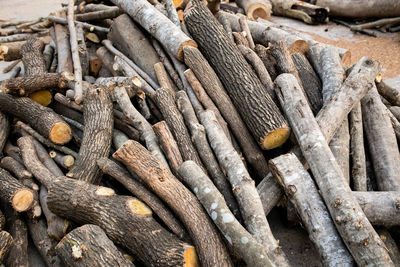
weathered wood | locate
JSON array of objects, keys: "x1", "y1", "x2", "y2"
[
  {"x1": 185, "y1": 1, "x2": 290, "y2": 150},
  {"x1": 239, "y1": 16, "x2": 255, "y2": 50},
  {"x1": 0, "y1": 156, "x2": 32, "y2": 180},
  {"x1": 154, "y1": 62, "x2": 176, "y2": 93},
  {"x1": 376, "y1": 228, "x2": 400, "y2": 266},
  {"x1": 21, "y1": 37, "x2": 46, "y2": 76},
  {"x1": 270, "y1": 0, "x2": 328, "y2": 24},
  {"x1": 110, "y1": 0, "x2": 196, "y2": 61},
  {"x1": 183, "y1": 46, "x2": 269, "y2": 177},
  {"x1": 76, "y1": 24, "x2": 89, "y2": 77},
  {"x1": 2, "y1": 59, "x2": 21, "y2": 74},
  {"x1": 199, "y1": 110, "x2": 289, "y2": 266},
  {"x1": 48, "y1": 15, "x2": 110, "y2": 33},
  {"x1": 67, "y1": 84, "x2": 113, "y2": 184},
  {"x1": 54, "y1": 11, "x2": 73, "y2": 73},
  {"x1": 275, "y1": 73, "x2": 394, "y2": 266},
  {"x1": 0, "y1": 112, "x2": 9, "y2": 154},
  {"x1": 377, "y1": 80, "x2": 400, "y2": 107},
  {"x1": 233, "y1": 31, "x2": 250, "y2": 47},
  {"x1": 56, "y1": 224, "x2": 134, "y2": 267},
  {"x1": 0, "y1": 210, "x2": 4, "y2": 231},
  {"x1": 75, "y1": 7, "x2": 122, "y2": 21},
  {"x1": 0, "y1": 231, "x2": 13, "y2": 263},
  {"x1": 236, "y1": 0, "x2": 271, "y2": 20},
  {"x1": 179, "y1": 161, "x2": 273, "y2": 267},
  {"x1": 362, "y1": 85, "x2": 400, "y2": 191},
  {"x1": 270, "y1": 153, "x2": 353, "y2": 267},
  {"x1": 49, "y1": 150, "x2": 74, "y2": 170},
  {"x1": 113, "y1": 140, "x2": 232, "y2": 267},
  {"x1": 108, "y1": 14, "x2": 161, "y2": 82},
  {"x1": 254, "y1": 44, "x2": 278, "y2": 81}
]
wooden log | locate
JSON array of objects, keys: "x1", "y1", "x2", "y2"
[
  {"x1": 274, "y1": 73, "x2": 394, "y2": 266},
  {"x1": 0, "y1": 32, "x2": 49, "y2": 44},
  {"x1": 233, "y1": 31, "x2": 250, "y2": 47},
  {"x1": 66, "y1": 84, "x2": 113, "y2": 184},
  {"x1": 56, "y1": 224, "x2": 134, "y2": 266},
  {"x1": 0, "y1": 41, "x2": 24, "y2": 61},
  {"x1": 113, "y1": 140, "x2": 232, "y2": 267},
  {"x1": 239, "y1": 16, "x2": 255, "y2": 50},
  {"x1": 0, "y1": 156, "x2": 32, "y2": 180},
  {"x1": 97, "y1": 157, "x2": 188, "y2": 240},
  {"x1": 176, "y1": 92, "x2": 241, "y2": 220},
  {"x1": 270, "y1": 153, "x2": 354, "y2": 267},
  {"x1": 76, "y1": 24, "x2": 89, "y2": 77},
  {"x1": 0, "y1": 168, "x2": 34, "y2": 213},
  {"x1": 270, "y1": 0, "x2": 328, "y2": 24},
  {"x1": 376, "y1": 80, "x2": 400, "y2": 107},
  {"x1": 0, "y1": 112, "x2": 9, "y2": 154},
  {"x1": 0, "y1": 231, "x2": 13, "y2": 263},
  {"x1": 361, "y1": 85, "x2": 400, "y2": 191},
  {"x1": 183, "y1": 46, "x2": 269, "y2": 177},
  {"x1": 236, "y1": 0, "x2": 271, "y2": 20},
  {"x1": 388, "y1": 105, "x2": 400, "y2": 122},
  {"x1": 154, "y1": 62, "x2": 177, "y2": 93},
  {"x1": 54, "y1": 11, "x2": 73, "y2": 73},
  {"x1": 21, "y1": 37, "x2": 46, "y2": 76},
  {"x1": 108, "y1": 14, "x2": 161, "y2": 82},
  {"x1": 49, "y1": 150, "x2": 75, "y2": 170},
  {"x1": 0, "y1": 210, "x2": 4, "y2": 231},
  {"x1": 254, "y1": 44, "x2": 278, "y2": 81},
  {"x1": 1, "y1": 72, "x2": 73, "y2": 96},
  {"x1": 291, "y1": 52, "x2": 323, "y2": 115},
  {"x1": 110, "y1": 0, "x2": 196, "y2": 61},
  {"x1": 154, "y1": 87, "x2": 204, "y2": 168},
  {"x1": 153, "y1": 121, "x2": 183, "y2": 177},
  {"x1": 43, "y1": 42, "x2": 55, "y2": 71},
  {"x1": 2, "y1": 59, "x2": 21, "y2": 74},
  {"x1": 75, "y1": 7, "x2": 122, "y2": 21},
  {"x1": 179, "y1": 161, "x2": 273, "y2": 267},
  {"x1": 48, "y1": 15, "x2": 110, "y2": 33},
  {"x1": 199, "y1": 110, "x2": 289, "y2": 266},
  {"x1": 46, "y1": 176, "x2": 197, "y2": 266},
  {"x1": 185, "y1": 1, "x2": 290, "y2": 150},
  {"x1": 376, "y1": 228, "x2": 400, "y2": 266}
]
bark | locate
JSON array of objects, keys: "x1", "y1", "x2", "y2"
[
  {"x1": 176, "y1": 91, "x2": 241, "y2": 220},
  {"x1": 67, "y1": 84, "x2": 113, "y2": 184},
  {"x1": 49, "y1": 151, "x2": 74, "y2": 170},
  {"x1": 270, "y1": 153, "x2": 353, "y2": 266},
  {"x1": 0, "y1": 41, "x2": 24, "y2": 61},
  {"x1": 75, "y1": 7, "x2": 122, "y2": 21},
  {"x1": 108, "y1": 14, "x2": 160, "y2": 82},
  {"x1": 291, "y1": 52, "x2": 323, "y2": 115},
  {"x1": 48, "y1": 16, "x2": 110, "y2": 33},
  {"x1": 217, "y1": 12, "x2": 234, "y2": 42},
  {"x1": 183, "y1": 46, "x2": 269, "y2": 177},
  {"x1": 1, "y1": 72, "x2": 73, "y2": 96},
  {"x1": 0, "y1": 231, "x2": 13, "y2": 263},
  {"x1": 361, "y1": 85, "x2": 400, "y2": 191},
  {"x1": 113, "y1": 140, "x2": 233, "y2": 267},
  {"x1": 154, "y1": 87, "x2": 203, "y2": 168},
  {"x1": 233, "y1": 32, "x2": 249, "y2": 47},
  {"x1": 239, "y1": 16, "x2": 255, "y2": 50},
  {"x1": 54, "y1": 11, "x2": 73, "y2": 73},
  {"x1": 185, "y1": 1, "x2": 290, "y2": 150},
  {"x1": 236, "y1": 0, "x2": 271, "y2": 20},
  {"x1": 0, "y1": 156, "x2": 32, "y2": 180},
  {"x1": 56, "y1": 224, "x2": 134, "y2": 267},
  {"x1": 376, "y1": 228, "x2": 400, "y2": 266},
  {"x1": 270, "y1": 0, "x2": 328, "y2": 24},
  {"x1": 110, "y1": 0, "x2": 196, "y2": 61},
  {"x1": 275, "y1": 73, "x2": 394, "y2": 266},
  {"x1": 0, "y1": 210, "x2": 4, "y2": 231},
  {"x1": 76, "y1": 24, "x2": 89, "y2": 77},
  {"x1": 154, "y1": 62, "x2": 176, "y2": 93},
  {"x1": 389, "y1": 105, "x2": 400, "y2": 122},
  {"x1": 0, "y1": 32, "x2": 49, "y2": 44},
  {"x1": 377, "y1": 80, "x2": 400, "y2": 107},
  {"x1": 254, "y1": 44, "x2": 278, "y2": 81},
  {"x1": 179, "y1": 161, "x2": 273, "y2": 267},
  {"x1": 21, "y1": 37, "x2": 46, "y2": 76},
  {"x1": 257, "y1": 172, "x2": 283, "y2": 215},
  {"x1": 199, "y1": 110, "x2": 289, "y2": 266},
  {"x1": 153, "y1": 121, "x2": 183, "y2": 177},
  {"x1": 0, "y1": 112, "x2": 10, "y2": 155},
  {"x1": 43, "y1": 42, "x2": 55, "y2": 71},
  {"x1": 97, "y1": 157, "x2": 188, "y2": 240},
  {"x1": 2, "y1": 59, "x2": 22, "y2": 74},
  {"x1": 385, "y1": 105, "x2": 400, "y2": 141}
]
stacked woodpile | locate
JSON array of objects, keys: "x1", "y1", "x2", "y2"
[{"x1": 0, "y1": 0, "x2": 399, "y2": 266}]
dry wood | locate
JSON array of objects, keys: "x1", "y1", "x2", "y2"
[
  {"x1": 185, "y1": 1, "x2": 290, "y2": 150},
  {"x1": 376, "y1": 228, "x2": 400, "y2": 266},
  {"x1": 76, "y1": 24, "x2": 89, "y2": 77},
  {"x1": 270, "y1": 153, "x2": 354, "y2": 267},
  {"x1": 0, "y1": 156, "x2": 32, "y2": 180},
  {"x1": 0, "y1": 41, "x2": 24, "y2": 61},
  {"x1": 0, "y1": 32, "x2": 49, "y2": 43},
  {"x1": 75, "y1": 7, "x2": 122, "y2": 21},
  {"x1": 377, "y1": 80, "x2": 400, "y2": 107},
  {"x1": 49, "y1": 150, "x2": 75, "y2": 170},
  {"x1": 154, "y1": 87, "x2": 204, "y2": 168},
  {"x1": 97, "y1": 157, "x2": 188, "y2": 240},
  {"x1": 199, "y1": 110, "x2": 289, "y2": 266},
  {"x1": 2, "y1": 60, "x2": 21, "y2": 74},
  {"x1": 113, "y1": 140, "x2": 232, "y2": 267},
  {"x1": 254, "y1": 44, "x2": 278, "y2": 81},
  {"x1": 79, "y1": 3, "x2": 117, "y2": 13},
  {"x1": 154, "y1": 62, "x2": 176, "y2": 93},
  {"x1": 217, "y1": 12, "x2": 234, "y2": 42},
  {"x1": 108, "y1": 14, "x2": 161, "y2": 82},
  {"x1": 66, "y1": 84, "x2": 113, "y2": 184},
  {"x1": 179, "y1": 161, "x2": 273, "y2": 267},
  {"x1": 389, "y1": 105, "x2": 400, "y2": 122},
  {"x1": 54, "y1": 11, "x2": 73, "y2": 73},
  {"x1": 21, "y1": 37, "x2": 46, "y2": 76},
  {"x1": 110, "y1": 0, "x2": 196, "y2": 61},
  {"x1": 239, "y1": 16, "x2": 255, "y2": 50},
  {"x1": 233, "y1": 31, "x2": 249, "y2": 47},
  {"x1": 0, "y1": 210, "x2": 4, "y2": 231},
  {"x1": 183, "y1": 46, "x2": 269, "y2": 177},
  {"x1": 0, "y1": 112, "x2": 9, "y2": 154},
  {"x1": 56, "y1": 224, "x2": 134, "y2": 267},
  {"x1": 43, "y1": 42, "x2": 55, "y2": 71},
  {"x1": 153, "y1": 121, "x2": 183, "y2": 177},
  {"x1": 275, "y1": 73, "x2": 393, "y2": 266},
  {"x1": 236, "y1": 0, "x2": 271, "y2": 20},
  {"x1": 47, "y1": 176, "x2": 196, "y2": 266},
  {"x1": 270, "y1": 0, "x2": 328, "y2": 24},
  {"x1": 0, "y1": 231, "x2": 13, "y2": 263},
  {"x1": 47, "y1": 16, "x2": 110, "y2": 33},
  {"x1": 362, "y1": 85, "x2": 400, "y2": 191},
  {"x1": 176, "y1": 92, "x2": 241, "y2": 220}
]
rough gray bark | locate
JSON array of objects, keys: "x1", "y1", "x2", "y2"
[
  {"x1": 53, "y1": 11, "x2": 73, "y2": 73},
  {"x1": 376, "y1": 80, "x2": 400, "y2": 106}
]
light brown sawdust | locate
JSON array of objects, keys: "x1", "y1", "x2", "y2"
[{"x1": 307, "y1": 32, "x2": 400, "y2": 79}]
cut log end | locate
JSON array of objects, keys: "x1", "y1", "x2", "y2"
[
  {"x1": 341, "y1": 51, "x2": 352, "y2": 66},
  {"x1": 63, "y1": 155, "x2": 75, "y2": 169},
  {"x1": 289, "y1": 40, "x2": 310, "y2": 54},
  {"x1": 178, "y1": 40, "x2": 198, "y2": 61},
  {"x1": 12, "y1": 188, "x2": 34, "y2": 212},
  {"x1": 29, "y1": 90, "x2": 52, "y2": 106},
  {"x1": 126, "y1": 198, "x2": 152, "y2": 217},
  {"x1": 183, "y1": 245, "x2": 200, "y2": 267},
  {"x1": 49, "y1": 122, "x2": 72, "y2": 145},
  {"x1": 248, "y1": 4, "x2": 271, "y2": 20},
  {"x1": 261, "y1": 126, "x2": 291, "y2": 150},
  {"x1": 95, "y1": 187, "x2": 115, "y2": 196}
]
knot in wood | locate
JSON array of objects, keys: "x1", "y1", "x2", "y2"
[
  {"x1": 334, "y1": 198, "x2": 342, "y2": 208},
  {"x1": 287, "y1": 185, "x2": 297, "y2": 196},
  {"x1": 362, "y1": 239, "x2": 369, "y2": 246},
  {"x1": 355, "y1": 219, "x2": 363, "y2": 229},
  {"x1": 364, "y1": 59, "x2": 373, "y2": 66},
  {"x1": 159, "y1": 176, "x2": 166, "y2": 182}
]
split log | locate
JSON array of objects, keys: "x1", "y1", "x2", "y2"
[
  {"x1": 0, "y1": 231, "x2": 13, "y2": 263},
  {"x1": 54, "y1": 11, "x2": 73, "y2": 73},
  {"x1": 199, "y1": 110, "x2": 289, "y2": 266},
  {"x1": 0, "y1": 156, "x2": 32, "y2": 180},
  {"x1": 236, "y1": 0, "x2": 271, "y2": 20},
  {"x1": 153, "y1": 87, "x2": 204, "y2": 168},
  {"x1": 75, "y1": 7, "x2": 122, "y2": 21},
  {"x1": 67, "y1": 84, "x2": 113, "y2": 184},
  {"x1": 185, "y1": 1, "x2": 290, "y2": 150},
  {"x1": 274, "y1": 73, "x2": 393, "y2": 266},
  {"x1": 56, "y1": 224, "x2": 134, "y2": 267},
  {"x1": 361, "y1": 85, "x2": 400, "y2": 191},
  {"x1": 376, "y1": 80, "x2": 400, "y2": 107},
  {"x1": 113, "y1": 140, "x2": 233, "y2": 267},
  {"x1": 0, "y1": 93, "x2": 72, "y2": 145},
  {"x1": 179, "y1": 161, "x2": 273, "y2": 267},
  {"x1": 1, "y1": 72, "x2": 73, "y2": 96},
  {"x1": 183, "y1": 46, "x2": 269, "y2": 177},
  {"x1": 110, "y1": 0, "x2": 197, "y2": 61},
  {"x1": 270, "y1": 153, "x2": 354, "y2": 267},
  {"x1": 108, "y1": 14, "x2": 161, "y2": 82},
  {"x1": 97, "y1": 157, "x2": 188, "y2": 240},
  {"x1": 0, "y1": 112, "x2": 9, "y2": 154},
  {"x1": 153, "y1": 121, "x2": 183, "y2": 177},
  {"x1": 0, "y1": 168, "x2": 34, "y2": 213},
  {"x1": 176, "y1": 92, "x2": 241, "y2": 220},
  {"x1": 46, "y1": 176, "x2": 197, "y2": 266}
]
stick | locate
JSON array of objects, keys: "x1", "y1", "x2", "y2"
[{"x1": 47, "y1": 16, "x2": 110, "y2": 33}]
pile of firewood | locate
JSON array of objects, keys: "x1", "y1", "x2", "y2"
[{"x1": 0, "y1": 0, "x2": 399, "y2": 266}]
